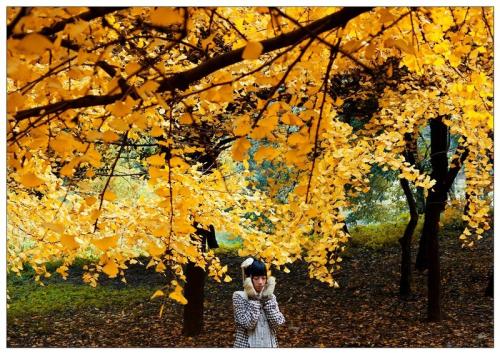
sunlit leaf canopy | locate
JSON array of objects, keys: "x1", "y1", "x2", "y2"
[{"x1": 6, "y1": 7, "x2": 492, "y2": 299}]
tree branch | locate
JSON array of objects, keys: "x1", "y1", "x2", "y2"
[
  {"x1": 13, "y1": 8, "x2": 372, "y2": 121},
  {"x1": 93, "y1": 131, "x2": 129, "y2": 232},
  {"x1": 157, "y1": 7, "x2": 372, "y2": 92},
  {"x1": 14, "y1": 93, "x2": 123, "y2": 121},
  {"x1": 11, "y1": 7, "x2": 127, "y2": 40},
  {"x1": 7, "y1": 7, "x2": 30, "y2": 38},
  {"x1": 305, "y1": 41, "x2": 339, "y2": 204}
]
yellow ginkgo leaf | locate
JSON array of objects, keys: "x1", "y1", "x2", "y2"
[
  {"x1": 90, "y1": 209, "x2": 101, "y2": 222},
  {"x1": 125, "y1": 62, "x2": 142, "y2": 75},
  {"x1": 60, "y1": 234, "x2": 80, "y2": 250},
  {"x1": 85, "y1": 196, "x2": 97, "y2": 206},
  {"x1": 281, "y1": 112, "x2": 303, "y2": 126},
  {"x1": 150, "y1": 8, "x2": 183, "y2": 26},
  {"x1": 20, "y1": 172, "x2": 44, "y2": 188},
  {"x1": 16, "y1": 33, "x2": 53, "y2": 55},
  {"x1": 179, "y1": 113, "x2": 193, "y2": 125},
  {"x1": 66, "y1": 20, "x2": 88, "y2": 37},
  {"x1": 173, "y1": 221, "x2": 196, "y2": 234},
  {"x1": 85, "y1": 131, "x2": 102, "y2": 141},
  {"x1": 109, "y1": 118, "x2": 129, "y2": 132},
  {"x1": 156, "y1": 261, "x2": 166, "y2": 273},
  {"x1": 92, "y1": 235, "x2": 118, "y2": 251},
  {"x1": 147, "y1": 242, "x2": 166, "y2": 257},
  {"x1": 288, "y1": 132, "x2": 308, "y2": 146},
  {"x1": 233, "y1": 115, "x2": 251, "y2": 136},
  {"x1": 231, "y1": 137, "x2": 251, "y2": 161},
  {"x1": 109, "y1": 96, "x2": 136, "y2": 117},
  {"x1": 169, "y1": 285, "x2": 188, "y2": 305},
  {"x1": 254, "y1": 146, "x2": 280, "y2": 163},
  {"x1": 147, "y1": 154, "x2": 165, "y2": 166},
  {"x1": 102, "y1": 260, "x2": 119, "y2": 278},
  {"x1": 154, "y1": 188, "x2": 170, "y2": 197},
  {"x1": 242, "y1": 41, "x2": 264, "y2": 60},
  {"x1": 7, "y1": 92, "x2": 25, "y2": 113},
  {"x1": 152, "y1": 225, "x2": 169, "y2": 237},
  {"x1": 102, "y1": 130, "x2": 120, "y2": 142},
  {"x1": 137, "y1": 81, "x2": 160, "y2": 99},
  {"x1": 103, "y1": 191, "x2": 116, "y2": 201},
  {"x1": 150, "y1": 126, "x2": 164, "y2": 137},
  {"x1": 60, "y1": 157, "x2": 81, "y2": 177},
  {"x1": 224, "y1": 275, "x2": 232, "y2": 282},
  {"x1": 150, "y1": 289, "x2": 165, "y2": 300},
  {"x1": 44, "y1": 222, "x2": 65, "y2": 234},
  {"x1": 169, "y1": 156, "x2": 186, "y2": 168}
]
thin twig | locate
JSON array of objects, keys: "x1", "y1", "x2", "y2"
[
  {"x1": 7, "y1": 7, "x2": 30, "y2": 38},
  {"x1": 93, "y1": 131, "x2": 129, "y2": 232},
  {"x1": 251, "y1": 35, "x2": 316, "y2": 129},
  {"x1": 305, "y1": 42, "x2": 339, "y2": 204}
]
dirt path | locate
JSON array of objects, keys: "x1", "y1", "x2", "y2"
[{"x1": 7, "y1": 232, "x2": 493, "y2": 347}]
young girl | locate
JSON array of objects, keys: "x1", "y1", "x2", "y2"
[{"x1": 232, "y1": 257, "x2": 286, "y2": 348}]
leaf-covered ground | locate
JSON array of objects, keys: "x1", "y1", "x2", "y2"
[{"x1": 7, "y1": 230, "x2": 493, "y2": 348}]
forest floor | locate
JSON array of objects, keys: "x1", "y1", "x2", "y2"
[{"x1": 7, "y1": 228, "x2": 493, "y2": 348}]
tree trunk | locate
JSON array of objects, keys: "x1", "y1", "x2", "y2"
[
  {"x1": 399, "y1": 178, "x2": 419, "y2": 297},
  {"x1": 399, "y1": 133, "x2": 419, "y2": 297},
  {"x1": 182, "y1": 225, "x2": 217, "y2": 336},
  {"x1": 405, "y1": 118, "x2": 447, "y2": 320},
  {"x1": 425, "y1": 201, "x2": 443, "y2": 321},
  {"x1": 423, "y1": 117, "x2": 450, "y2": 321},
  {"x1": 182, "y1": 261, "x2": 206, "y2": 336},
  {"x1": 415, "y1": 224, "x2": 429, "y2": 271}
]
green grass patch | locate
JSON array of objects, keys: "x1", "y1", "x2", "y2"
[
  {"x1": 214, "y1": 242, "x2": 240, "y2": 257},
  {"x1": 350, "y1": 219, "x2": 425, "y2": 250},
  {"x1": 7, "y1": 281, "x2": 156, "y2": 320}
]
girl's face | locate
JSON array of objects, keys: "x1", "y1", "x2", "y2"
[{"x1": 252, "y1": 275, "x2": 267, "y2": 292}]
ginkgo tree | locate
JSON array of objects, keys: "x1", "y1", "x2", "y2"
[{"x1": 7, "y1": 6, "x2": 492, "y2": 322}]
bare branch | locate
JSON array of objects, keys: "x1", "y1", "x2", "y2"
[
  {"x1": 11, "y1": 7, "x2": 127, "y2": 40},
  {"x1": 13, "y1": 8, "x2": 372, "y2": 121},
  {"x1": 7, "y1": 7, "x2": 30, "y2": 38},
  {"x1": 305, "y1": 41, "x2": 339, "y2": 204},
  {"x1": 93, "y1": 131, "x2": 129, "y2": 232},
  {"x1": 14, "y1": 93, "x2": 123, "y2": 121},
  {"x1": 157, "y1": 7, "x2": 372, "y2": 92},
  {"x1": 251, "y1": 35, "x2": 316, "y2": 128},
  {"x1": 213, "y1": 10, "x2": 248, "y2": 41}
]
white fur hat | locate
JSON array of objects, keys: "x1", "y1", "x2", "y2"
[{"x1": 240, "y1": 257, "x2": 254, "y2": 282}]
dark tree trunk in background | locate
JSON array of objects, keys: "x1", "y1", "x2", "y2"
[
  {"x1": 423, "y1": 117, "x2": 449, "y2": 321},
  {"x1": 182, "y1": 225, "x2": 218, "y2": 336},
  {"x1": 414, "y1": 117, "x2": 468, "y2": 321},
  {"x1": 416, "y1": 123, "x2": 468, "y2": 274},
  {"x1": 415, "y1": 224, "x2": 430, "y2": 271},
  {"x1": 183, "y1": 261, "x2": 207, "y2": 336},
  {"x1": 424, "y1": 201, "x2": 444, "y2": 321},
  {"x1": 399, "y1": 133, "x2": 419, "y2": 297},
  {"x1": 399, "y1": 178, "x2": 419, "y2": 297}
]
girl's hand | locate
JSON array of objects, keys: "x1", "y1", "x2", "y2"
[
  {"x1": 260, "y1": 276, "x2": 276, "y2": 300},
  {"x1": 243, "y1": 277, "x2": 259, "y2": 299}
]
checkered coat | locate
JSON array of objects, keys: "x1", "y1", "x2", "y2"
[{"x1": 232, "y1": 290, "x2": 285, "y2": 348}]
